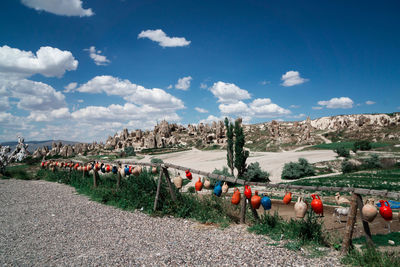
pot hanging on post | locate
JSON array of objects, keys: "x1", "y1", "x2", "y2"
[
  {"x1": 214, "y1": 181, "x2": 222, "y2": 197},
  {"x1": 283, "y1": 192, "x2": 292, "y2": 205},
  {"x1": 204, "y1": 178, "x2": 211, "y2": 189},
  {"x1": 379, "y1": 200, "x2": 393, "y2": 221},
  {"x1": 244, "y1": 185, "x2": 252, "y2": 199},
  {"x1": 222, "y1": 182, "x2": 229, "y2": 194},
  {"x1": 251, "y1": 191, "x2": 261, "y2": 209},
  {"x1": 294, "y1": 196, "x2": 308, "y2": 218},
  {"x1": 231, "y1": 188, "x2": 241, "y2": 205},
  {"x1": 173, "y1": 174, "x2": 183, "y2": 189},
  {"x1": 185, "y1": 170, "x2": 192, "y2": 180},
  {"x1": 362, "y1": 198, "x2": 378, "y2": 223},
  {"x1": 311, "y1": 194, "x2": 323, "y2": 215},
  {"x1": 195, "y1": 178, "x2": 203, "y2": 191},
  {"x1": 261, "y1": 194, "x2": 272, "y2": 210},
  {"x1": 152, "y1": 167, "x2": 157, "y2": 174}
]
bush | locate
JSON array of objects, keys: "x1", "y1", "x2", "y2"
[
  {"x1": 281, "y1": 158, "x2": 315, "y2": 180},
  {"x1": 341, "y1": 159, "x2": 358, "y2": 174},
  {"x1": 363, "y1": 154, "x2": 382, "y2": 169},
  {"x1": 150, "y1": 158, "x2": 164, "y2": 164},
  {"x1": 353, "y1": 140, "x2": 372, "y2": 152},
  {"x1": 334, "y1": 146, "x2": 350, "y2": 158},
  {"x1": 124, "y1": 147, "x2": 136, "y2": 157},
  {"x1": 244, "y1": 162, "x2": 270, "y2": 182}
]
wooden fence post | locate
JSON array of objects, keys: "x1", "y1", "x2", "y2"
[
  {"x1": 341, "y1": 192, "x2": 358, "y2": 255},
  {"x1": 153, "y1": 169, "x2": 164, "y2": 211},
  {"x1": 249, "y1": 200, "x2": 260, "y2": 223},
  {"x1": 162, "y1": 167, "x2": 177, "y2": 202},
  {"x1": 356, "y1": 194, "x2": 374, "y2": 248},
  {"x1": 93, "y1": 169, "x2": 99, "y2": 188},
  {"x1": 240, "y1": 185, "x2": 247, "y2": 224}
]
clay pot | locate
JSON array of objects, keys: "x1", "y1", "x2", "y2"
[
  {"x1": 214, "y1": 181, "x2": 222, "y2": 197},
  {"x1": 294, "y1": 197, "x2": 308, "y2": 218},
  {"x1": 251, "y1": 191, "x2": 261, "y2": 209},
  {"x1": 112, "y1": 166, "x2": 118, "y2": 174},
  {"x1": 77, "y1": 166, "x2": 82, "y2": 172},
  {"x1": 195, "y1": 178, "x2": 203, "y2": 191},
  {"x1": 87, "y1": 164, "x2": 92, "y2": 171},
  {"x1": 222, "y1": 182, "x2": 229, "y2": 194},
  {"x1": 185, "y1": 170, "x2": 192, "y2": 180},
  {"x1": 95, "y1": 163, "x2": 100, "y2": 171},
  {"x1": 173, "y1": 175, "x2": 183, "y2": 189},
  {"x1": 120, "y1": 167, "x2": 126, "y2": 177},
  {"x1": 105, "y1": 165, "x2": 111, "y2": 173},
  {"x1": 132, "y1": 166, "x2": 140, "y2": 176},
  {"x1": 124, "y1": 166, "x2": 130, "y2": 176},
  {"x1": 379, "y1": 200, "x2": 393, "y2": 221},
  {"x1": 311, "y1": 194, "x2": 323, "y2": 215},
  {"x1": 283, "y1": 192, "x2": 292, "y2": 205},
  {"x1": 41, "y1": 162, "x2": 45, "y2": 168},
  {"x1": 152, "y1": 167, "x2": 157, "y2": 174},
  {"x1": 244, "y1": 185, "x2": 252, "y2": 199},
  {"x1": 231, "y1": 188, "x2": 241, "y2": 205},
  {"x1": 362, "y1": 198, "x2": 378, "y2": 223},
  {"x1": 261, "y1": 195, "x2": 272, "y2": 210},
  {"x1": 204, "y1": 179, "x2": 211, "y2": 189}
]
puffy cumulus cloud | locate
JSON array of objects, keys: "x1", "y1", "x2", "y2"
[
  {"x1": 195, "y1": 107, "x2": 208, "y2": 113},
  {"x1": 219, "y1": 101, "x2": 249, "y2": 115},
  {"x1": 199, "y1": 115, "x2": 223, "y2": 124},
  {"x1": 209, "y1": 81, "x2": 251, "y2": 103},
  {"x1": 281, "y1": 71, "x2": 308, "y2": 87},
  {"x1": 0, "y1": 112, "x2": 31, "y2": 133},
  {"x1": 64, "y1": 82, "x2": 77, "y2": 93},
  {"x1": 317, "y1": 97, "x2": 354, "y2": 109},
  {"x1": 85, "y1": 46, "x2": 110, "y2": 66},
  {"x1": 1, "y1": 78, "x2": 66, "y2": 111},
  {"x1": 21, "y1": 0, "x2": 94, "y2": 17},
  {"x1": 366, "y1": 100, "x2": 375, "y2": 105},
  {"x1": 175, "y1": 76, "x2": 192, "y2": 90},
  {"x1": 200, "y1": 83, "x2": 207, "y2": 89},
  {"x1": 312, "y1": 106, "x2": 323, "y2": 110},
  {"x1": 138, "y1": 29, "x2": 191, "y2": 47},
  {"x1": 290, "y1": 105, "x2": 300, "y2": 108},
  {"x1": 77, "y1": 75, "x2": 184, "y2": 109},
  {"x1": 0, "y1": 97, "x2": 10, "y2": 111},
  {"x1": 249, "y1": 98, "x2": 291, "y2": 118},
  {"x1": 0, "y1": 45, "x2": 78, "y2": 78},
  {"x1": 28, "y1": 107, "x2": 70, "y2": 122}
]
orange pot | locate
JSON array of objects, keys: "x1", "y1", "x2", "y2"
[
  {"x1": 231, "y1": 188, "x2": 241, "y2": 205},
  {"x1": 244, "y1": 185, "x2": 252, "y2": 199},
  {"x1": 251, "y1": 191, "x2": 261, "y2": 209},
  {"x1": 195, "y1": 178, "x2": 203, "y2": 191},
  {"x1": 311, "y1": 194, "x2": 323, "y2": 215},
  {"x1": 283, "y1": 192, "x2": 292, "y2": 205}
]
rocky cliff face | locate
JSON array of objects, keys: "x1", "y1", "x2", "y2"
[{"x1": 32, "y1": 113, "x2": 400, "y2": 157}]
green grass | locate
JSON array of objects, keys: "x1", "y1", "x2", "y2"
[
  {"x1": 342, "y1": 247, "x2": 400, "y2": 267},
  {"x1": 2, "y1": 164, "x2": 32, "y2": 180},
  {"x1": 286, "y1": 169, "x2": 400, "y2": 192},
  {"x1": 353, "y1": 232, "x2": 400, "y2": 248},
  {"x1": 311, "y1": 142, "x2": 390, "y2": 150}
]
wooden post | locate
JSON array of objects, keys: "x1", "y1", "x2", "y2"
[
  {"x1": 116, "y1": 163, "x2": 121, "y2": 189},
  {"x1": 93, "y1": 169, "x2": 99, "y2": 188},
  {"x1": 249, "y1": 200, "x2": 260, "y2": 223},
  {"x1": 341, "y1": 192, "x2": 358, "y2": 255},
  {"x1": 356, "y1": 194, "x2": 374, "y2": 248},
  {"x1": 162, "y1": 167, "x2": 177, "y2": 202},
  {"x1": 153, "y1": 169, "x2": 164, "y2": 211},
  {"x1": 240, "y1": 186, "x2": 247, "y2": 224}
]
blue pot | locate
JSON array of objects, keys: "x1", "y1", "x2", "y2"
[
  {"x1": 214, "y1": 181, "x2": 222, "y2": 197},
  {"x1": 124, "y1": 165, "x2": 130, "y2": 176},
  {"x1": 261, "y1": 195, "x2": 272, "y2": 210},
  {"x1": 112, "y1": 166, "x2": 118, "y2": 174}
]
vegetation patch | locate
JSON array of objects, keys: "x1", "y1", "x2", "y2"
[
  {"x1": 310, "y1": 141, "x2": 390, "y2": 151},
  {"x1": 281, "y1": 158, "x2": 315, "y2": 180},
  {"x1": 341, "y1": 247, "x2": 400, "y2": 267}
]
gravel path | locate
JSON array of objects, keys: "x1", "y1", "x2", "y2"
[{"x1": 0, "y1": 179, "x2": 341, "y2": 266}]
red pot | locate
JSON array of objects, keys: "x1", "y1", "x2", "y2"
[
  {"x1": 283, "y1": 192, "x2": 292, "y2": 205},
  {"x1": 74, "y1": 163, "x2": 79, "y2": 170},
  {"x1": 379, "y1": 200, "x2": 393, "y2": 221},
  {"x1": 185, "y1": 170, "x2": 192, "y2": 180},
  {"x1": 311, "y1": 194, "x2": 323, "y2": 215},
  {"x1": 244, "y1": 185, "x2": 252, "y2": 199},
  {"x1": 231, "y1": 188, "x2": 241, "y2": 205},
  {"x1": 106, "y1": 165, "x2": 111, "y2": 172},
  {"x1": 251, "y1": 191, "x2": 261, "y2": 209},
  {"x1": 41, "y1": 162, "x2": 45, "y2": 168},
  {"x1": 195, "y1": 178, "x2": 203, "y2": 191}
]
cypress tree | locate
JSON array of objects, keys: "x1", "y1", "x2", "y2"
[
  {"x1": 224, "y1": 117, "x2": 234, "y2": 175},
  {"x1": 234, "y1": 118, "x2": 249, "y2": 178}
]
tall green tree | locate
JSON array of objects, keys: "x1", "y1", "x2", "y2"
[
  {"x1": 225, "y1": 117, "x2": 235, "y2": 175},
  {"x1": 234, "y1": 118, "x2": 249, "y2": 178}
]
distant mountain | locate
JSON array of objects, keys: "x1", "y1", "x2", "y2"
[{"x1": 0, "y1": 140, "x2": 81, "y2": 153}]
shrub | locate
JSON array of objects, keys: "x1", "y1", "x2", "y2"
[
  {"x1": 281, "y1": 158, "x2": 315, "y2": 180},
  {"x1": 244, "y1": 162, "x2": 270, "y2": 182},
  {"x1": 334, "y1": 146, "x2": 350, "y2": 158},
  {"x1": 124, "y1": 146, "x2": 136, "y2": 157},
  {"x1": 341, "y1": 159, "x2": 358, "y2": 174},
  {"x1": 150, "y1": 158, "x2": 164, "y2": 164},
  {"x1": 363, "y1": 154, "x2": 382, "y2": 170},
  {"x1": 353, "y1": 140, "x2": 372, "y2": 152}
]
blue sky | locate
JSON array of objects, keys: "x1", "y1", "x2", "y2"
[{"x1": 0, "y1": 0, "x2": 399, "y2": 142}]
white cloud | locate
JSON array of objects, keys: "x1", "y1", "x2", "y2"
[
  {"x1": 287, "y1": 113, "x2": 306, "y2": 119},
  {"x1": 167, "y1": 85, "x2": 172, "y2": 89},
  {"x1": 312, "y1": 106, "x2": 323, "y2": 110},
  {"x1": 175, "y1": 76, "x2": 192, "y2": 90},
  {"x1": 317, "y1": 97, "x2": 354, "y2": 109},
  {"x1": 76, "y1": 75, "x2": 185, "y2": 110},
  {"x1": 209, "y1": 81, "x2": 251, "y2": 103},
  {"x1": 195, "y1": 107, "x2": 208, "y2": 113},
  {"x1": 138, "y1": 29, "x2": 191, "y2": 47},
  {"x1": 0, "y1": 45, "x2": 78, "y2": 78},
  {"x1": 200, "y1": 83, "x2": 207, "y2": 89},
  {"x1": 21, "y1": 0, "x2": 94, "y2": 17},
  {"x1": 77, "y1": 99, "x2": 84, "y2": 103},
  {"x1": 28, "y1": 107, "x2": 71, "y2": 122},
  {"x1": 365, "y1": 100, "x2": 375, "y2": 105},
  {"x1": 0, "y1": 97, "x2": 10, "y2": 111},
  {"x1": 219, "y1": 101, "x2": 249, "y2": 115},
  {"x1": 290, "y1": 105, "x2": 300, "y2": 108},
  {"x1": 249, "y1": 98, "x2": 291, "y2": 118},
  {"x1": 259, "y1": 80, "x2": 270, "y2": 85},
  {"x1": 199, "y1": 115, "x2": 222, "y2": 124},
  {"x1": 281, "y1": 71, "x2": 308, "y2": 87},
  {"x1": 85, "y1": 46, "x2": 110, "y2": 66},
  {"x1": 63, "y1": 82, "x2": 77, "y2": 92},
  {"x1": 0, "y1": 78, "x2": 66, "y2": 111}
]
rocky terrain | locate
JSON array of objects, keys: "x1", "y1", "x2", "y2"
[{"x1": 31, "y1": 113, "x2": 400, "y2": 158}]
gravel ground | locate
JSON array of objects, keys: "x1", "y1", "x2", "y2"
[{"x1": 0, "y1": 179, "x2": 341, "y2": 266}]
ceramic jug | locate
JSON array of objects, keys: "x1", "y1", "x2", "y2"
[
  {"x1": 204, "y1": 179, "x2": 211, "y2": 189},
  {"x1": 251, "y1": 191, "x2": 262, "y2": 209},
  {"x1": 214, "y1": 181, "x2": 222, "y2": 197},
  {"x1": 112, "y1": 166, "x2": 118, "y2": 174},
  {"x1": 185, "y1": 170, "x2": 192, "y2": 180},
  {"x1": 261, "y1": 195, "x2": 272, "y2": 210},
  {"x1": 283, "y1": 192, "x2": 292, "y2": 205},
  {"x1": 152, "y1": 167, "x2": 158, "y2": 174},
  {"x1": 294, "y1": 197, "x2": 308, "y2": 218},
  {"x1": 195, "y1": 178, "x2": 203, "y2": 191},
  {"x1": 222, "y1": 182, "x2": 229, "y2": 194},
  {"x1": 231, "y1": 188, "x2": 241, "y2": 205},
  {"x1": 379, "y1": 200, "x2": 393, "y2": 221},
  {"x1": 173, "y1": 175, "x2": 183, "y2": 189},
  {"x1": 311, "y1": 194, "x2": 323, "y2": 215},
  {"x1": 362, "y1": 198, "x2": 378, "y2": 223},
  {"x1": 244, "y1": 185, "x2": 252, "y2": 199}
]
